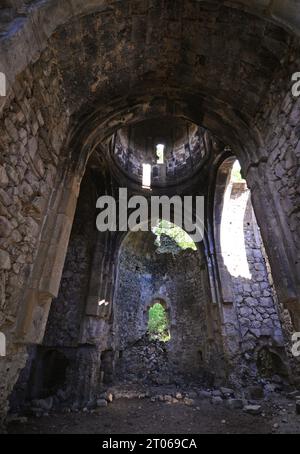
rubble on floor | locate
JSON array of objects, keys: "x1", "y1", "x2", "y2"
[{"x1": 9, "y1": 379, "x2": 300, "y2": 426}]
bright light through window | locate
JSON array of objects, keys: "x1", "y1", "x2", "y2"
[
  {"x1": 142, "y1": 163, "x2": 151, "y2": 188},
  {"x1": 220, "y1": 160, "x2": 251, "y2": 279},
  {"x1": 156, "y1": 144, "x2": 165, "y2": 164},
  {"x1": 231, "y1": 160, "x2": 245, "y2": 182}
]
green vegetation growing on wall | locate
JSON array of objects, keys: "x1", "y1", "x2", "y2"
[{"x1": 152, "y1": 219, "x2": 197, "y2": 251}]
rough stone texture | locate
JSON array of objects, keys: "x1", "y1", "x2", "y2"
[
  {"x1": 112, "y1": 120, "x2": 210, "y2": 186},
  {"x1": 0, "y1": 46, "x2": 71, "y2": 423},
  {"x1": 246, "y1": 45, "x2": 300, "y2": 324},
  {"x1": 0, "y1": 0, "x2": 300, "y2": 425},
  {"x1": 222, "y1": 180, "x2": 286, "y2": 375},
  {"x1": 43, "y1": 171, "x2": 97, "y2": 347},
  {"x1": 214, "y1": 163, "x2": 292, "y2": 384},
  {"x1": 114, "y1": 230, "x2": 224, "y2": 384},
  {"x1": 1, "y1": 1, "x2": 300, "y2": 108},
  {"x1": 116, "y1": 334, "x2": 173, "y2": 385}
]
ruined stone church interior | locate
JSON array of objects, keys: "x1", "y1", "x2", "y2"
[{"x1": 1, "y1": 0, "x2": 300, "y2": 436}]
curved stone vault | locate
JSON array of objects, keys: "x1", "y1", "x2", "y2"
[{"x1": 0, "y1": 0, "x2": 300, "y2": 426}]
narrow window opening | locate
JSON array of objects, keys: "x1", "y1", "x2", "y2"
[
  {"x1": 147, "y1": 301, "x2": 170, "y2": 342},
  {"x1": 156, "y1": 144, "x2": 165, "y2": 164},
  {"x1": 142, "y1": 163, "x2": 151, "y2": 189}
]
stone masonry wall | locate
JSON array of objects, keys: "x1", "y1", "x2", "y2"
[
  {"x1": 1, "y1": 0, "x2": 300, "y2": 424},
  {"x1": 220, "y1": 180, "x2": 287, "y2": 383},
  {"x1": 113, "y1": 231, "x2": 223, "y2": 384},
  {"x1": 233, "y1": 188, "x2": 283, "y2": 350},
  {"x1": 43, "y1": 170, "x2": 97, "y2": 347},
  {"x1": 0, "y1": 47, "x2": 69, "y2": 422},
  {"x1": 9, "y1": 166, "x2": 112, "y2": 410},
  {"x1": 245, "y1": 42, "x2": 300, "y2": 325}
]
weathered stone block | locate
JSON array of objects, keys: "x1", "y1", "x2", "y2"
[{"x1": 0, "y1": 249, "x2": 11, "y2": 270}]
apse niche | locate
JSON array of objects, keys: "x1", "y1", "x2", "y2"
[{"x1": 113, "y1": 223, "x2": 224, "y2": 386}]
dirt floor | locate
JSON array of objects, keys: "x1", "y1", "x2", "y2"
[{"x1": 7, "y1": 394, "x2": 300, "y2": 434}]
